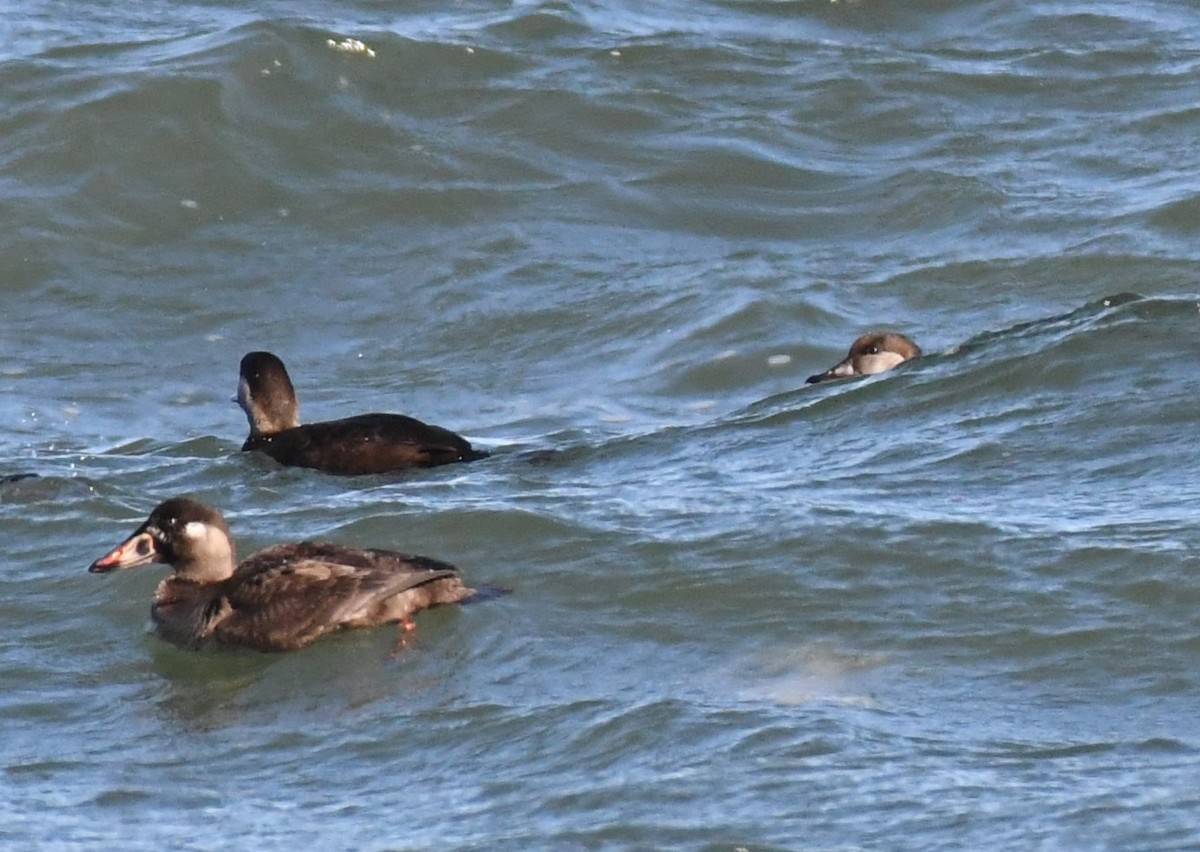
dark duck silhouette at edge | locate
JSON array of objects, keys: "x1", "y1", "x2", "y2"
[
  {"x1": 89, "y1": 497, "x2": 478, "y2": 652},
  {"x1": 237, "y1": 350, "x2": 488, "y2": 476}
]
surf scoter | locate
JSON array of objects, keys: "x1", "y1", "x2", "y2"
[
  {"x1": 236, "y1": 350, "x2": 488, "y2": 475},
  {"x1": 89, "y1": 497, "x2": 476, "y2": 651},
  {"x1": 806, "y1": 332, "x2": 920, "y2": 384}
]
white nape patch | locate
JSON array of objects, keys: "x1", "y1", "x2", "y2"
[{"x1": 183, "y1": 521, "x2": 208, "y2": 540}]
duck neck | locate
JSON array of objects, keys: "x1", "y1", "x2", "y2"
[{"x1": 152, "y1": 578, "x2": 226, "y2": 647}]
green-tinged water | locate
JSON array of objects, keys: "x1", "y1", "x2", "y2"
[{"x1": 3, "y1": 2, "x2": 1200, "y2": 849}]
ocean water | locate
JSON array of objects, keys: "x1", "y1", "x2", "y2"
[{"x1": 3, "y1": 1, "x2": 1200, "y2": 848}]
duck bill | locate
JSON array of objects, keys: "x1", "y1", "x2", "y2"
[
  {"x1": 89, "y1": 531, "x2": 161, "y2": 574},
  {"x1": 806, "y1": 358, "x2": 856, "y2": 384}
]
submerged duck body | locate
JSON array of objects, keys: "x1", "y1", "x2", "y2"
[
  {"x1": 237, "y1": 351, "x2": 488, "y2": 476},
  {"x1": 806, "y1": 332, "x2": 921, "y2": 384},
  {"x1": 88, "y1": 498, "x2": 476, "y2": 652}
]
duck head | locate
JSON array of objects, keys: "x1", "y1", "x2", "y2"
[
  {"x1": 89, "y1": 497, "x2": 237, "y2": 584},
  {"x1": 806, "y1": 332, "x2": 920, "y2": 384},
  {"x1": 237, "y1": 351, "x2": 301, "y2": 436}
]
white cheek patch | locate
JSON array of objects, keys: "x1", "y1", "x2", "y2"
[
  {"x1": 183, "y1": 521, "x2": 208, "y2": 540},
  {"x1": 860, "y1": 351, "x2": 907, "y2": 375}
]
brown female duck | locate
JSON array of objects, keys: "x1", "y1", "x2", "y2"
[
  {"x1": 237, "y1": 351, "x2": 488, "y2": 475},
  {"x1": 806, "y1": 332, "x2": 921, "y2": 383},
  {"x1": 88, "y1": 497, "x2": 476, "y2": 652}
]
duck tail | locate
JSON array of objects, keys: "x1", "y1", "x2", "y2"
[{"x1": 460, "y1": 583, "x2": 511, "y2": 605}]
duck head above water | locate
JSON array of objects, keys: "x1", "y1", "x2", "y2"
[
  {"x1": 89, "y1": 497, "x2": 236, "y2": 584},
  {"x1": 237, "y1": 351, "x2": 301, "y2": 437},
  {"x1": 805, "y1": 332, "x2": 921, "y2": 384}
]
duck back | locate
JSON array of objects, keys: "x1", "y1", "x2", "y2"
[
  {"x1": 242, "y1": 413, "x2": 489, "y2": 476},
  {"x1": 154, "y1": 542, "x2": 474, "y2": 651}
]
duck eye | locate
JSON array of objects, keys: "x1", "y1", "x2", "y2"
[{"x1": 866, "y1": 345, "x2": 879, "y2": 355}]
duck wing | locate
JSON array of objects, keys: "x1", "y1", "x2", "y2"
[
  {"x1": 212, "y1": 542, "x2": 470, "y2": 651},
  {"x1": 243, "y1": 413, "x2": 487, "y2": 475}
]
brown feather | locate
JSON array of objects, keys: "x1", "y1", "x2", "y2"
[{"x1": 242, "y1": 414, "x2": 486, "y2": 475}]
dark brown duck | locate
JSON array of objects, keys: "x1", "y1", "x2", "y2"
[
  {"x1": 88, "y1": 497, "x2": 476, "y2": 652},
  {"x1": 237, "y1": 351, "x2": 488, "y2": 476},
  {"x1": 806, "y1": 332, "x2": 921, "y2": 384}
]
